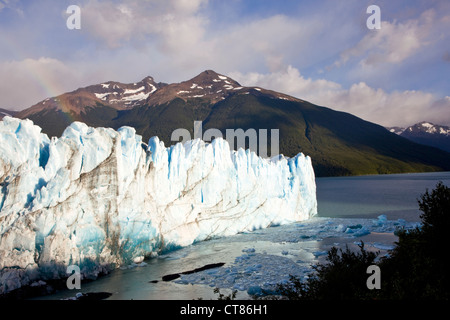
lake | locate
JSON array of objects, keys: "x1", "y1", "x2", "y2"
[
  {"x1": 316, "y1": 171, "x2": 450, "y2": 221},
  {"x1": 36, "y1": 171, "x2": 450, "y2": 300}
]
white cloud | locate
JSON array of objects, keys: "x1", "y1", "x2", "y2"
[
  {"x1": 0, "y1": 0, "x2": 448, "y2": 129},
  {"x1": 77, "y1": 1, "x2": 327, "y2": 77},
  {"x1": 0, "y1": 57, "x2": 82, "y2": 110},
  {"x1": 231, "y1": 66, "x2": 450, "y2": 127},
  {"x1": 333, "y1": 8, "x2": 445, "y2": 71},
  {"x1": 80, "y1": 0, "x2": 209, "y2": 49}
]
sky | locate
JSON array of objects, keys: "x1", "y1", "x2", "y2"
[{"x1": 0, "y1": 0, "x2": 449, "y2": 127}]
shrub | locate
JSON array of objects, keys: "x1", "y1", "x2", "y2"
[
  {"x1": 379, "y1": 182, "x2": 450, "y2": 299},
  {"x1": 277, "y1": 242, "x2": 379, "y2": 300},
  {"x1": 278, "y1": 182, "x2": 450, "y2": 300}
]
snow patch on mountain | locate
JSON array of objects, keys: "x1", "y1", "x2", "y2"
[
  {"x1": 122, "y1": 92, "x2": 151, "y2": 101},
  {"x1": 124, "y1": 86, "x2": 145, "y2": 95}
]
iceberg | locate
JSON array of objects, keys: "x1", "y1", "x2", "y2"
[{"x1": 0, "y1": 117, "x2": 317, "y2": 294}]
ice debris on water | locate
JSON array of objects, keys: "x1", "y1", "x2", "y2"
[{"x1": 171, "y1": 216, "x2": 419, "y2": 296}]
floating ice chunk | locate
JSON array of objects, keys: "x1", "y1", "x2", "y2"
[
  {"x1": 247, "y1": 286, "x2": 263, "y2": 296},
  {"x1": 352, "y1": 226, "x2": 370, "y2": 237},
  {"x1": 372, "y1": 243, "x2": 395, "y2": 250},
  {"x1": 373, "y1": 215, "x2": 388, "y2": 227},
  {"x1": 313, "y1": 251, "x2": 328, "y2": 257}
]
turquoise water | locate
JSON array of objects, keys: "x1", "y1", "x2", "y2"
[{"x1": 35, "y1": 172, "x2": 450, "y2": 300}]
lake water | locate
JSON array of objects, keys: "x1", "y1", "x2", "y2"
[
  {"x1": 317, "y1": 171, "x2": 450, "y2": 221},
  {"x1": 36, "y1": 171, "x2": 450, "y2": 300}
]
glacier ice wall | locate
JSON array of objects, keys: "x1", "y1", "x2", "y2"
[{"x1": 0, "y1": 116, "x2": 316, "y2": 294}]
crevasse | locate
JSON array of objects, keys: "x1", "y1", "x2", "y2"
[{"x1": 0, "y1": 116, "x2": 317, "y2": 294}]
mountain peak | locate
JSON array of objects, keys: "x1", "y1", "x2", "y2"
[
  {"x1": 407, "y1": 121, "x2": 450, "y2": 135},
  {"x1": 386, "y1": 121, "x2": 450, "y2": 153},
  {"x1": 188, "y1": 70, "x2": 241, "y2": 87},
  {"x1": 144, "y1": 70, "x2": 247, "y2": 106}
]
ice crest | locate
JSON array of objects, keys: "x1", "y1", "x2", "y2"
[{"x1": 0, "y1": 117, "x2": 317, "y2": 294}]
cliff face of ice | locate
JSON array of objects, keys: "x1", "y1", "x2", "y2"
[{"x1": 0, "y1": 117, "x2": 316, "y2": 294}]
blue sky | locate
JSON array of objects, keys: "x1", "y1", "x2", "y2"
[{"x1": 0, "y1": 0, "x2": 449, "y2": 127}]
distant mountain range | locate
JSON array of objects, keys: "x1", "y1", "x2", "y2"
[
  {"x1": 3, "y1": 70, "x2": 450, "y2": 177},
  {"x1": 387, "y1": 122, "x2": 450, "y2": 153}
]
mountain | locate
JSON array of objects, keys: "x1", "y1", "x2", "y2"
[
  {"x1": 16, "y1": 76, "x2": 166, "y2": 138},
  {"x1": 387, "y1": 122, "x2": 450, "y2": 153},
  {"x1": 12, "y1": 70, "x2": 450, "y2": 177}
]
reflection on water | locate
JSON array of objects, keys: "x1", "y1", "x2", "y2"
[{"x1": 36, "y1": 172, "x2": 449, "y2": 300}]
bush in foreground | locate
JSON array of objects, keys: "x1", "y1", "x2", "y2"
[
  {"x1": 277, "y1": 182, "x2": 450, "y2": 300},
  {"x1": 277, "y1": 242, "x2": 378, "y2": 300}
]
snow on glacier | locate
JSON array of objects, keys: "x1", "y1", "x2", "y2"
[{"x1": 0, "y1": 116, "x2": 317, "y2": 294}]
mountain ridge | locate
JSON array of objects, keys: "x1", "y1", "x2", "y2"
[
  {"x1": 387, "y1": 122, "x2": 450, "y2": 153},
  {"x1": 6, "y1": 70, "x2": 450, "y2": 177}
]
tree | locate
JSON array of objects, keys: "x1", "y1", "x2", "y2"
[
  {"x1": 277, "y1": 242, "x2": 379, "y2": 300},
  {"x1": 379, "y1": 182, "x2": 450, "y2": 299},
  {"x1": 277, "y1": 182, "x2": 450, "y2": 300}
]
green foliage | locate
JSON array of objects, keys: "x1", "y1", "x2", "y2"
[
  {"x1": 418, "y1": 181, "x2": 450, "y2": 238},
  {"x1": 277, "y1": 182, "x2": 450, "y2": 300},
  {"x1": 277, "y1": 242, "x2": 379, "y2": 300},
  {"x1": 379, "y1": 182, "x2": 450, "y2": 299}
]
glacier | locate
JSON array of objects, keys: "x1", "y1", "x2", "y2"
[{"x1": 0, "y1": 116, "x2": 317, "y2": 294}]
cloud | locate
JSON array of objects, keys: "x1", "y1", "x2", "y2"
[
  {"x1": 76, "y1": 0, "x2": 330, "y2": 77},
  {"x1": 230, "y1": 66, "x2": 450, "y2": 127},
  {"x1": 334, "y1": 9, "x2": 437, "y2": 69},
  {"x1": 0, "y1": 57, "x2": 82, "y2": 110},
  {"x1": 0, "y1": 0, "x2": 23, "y2": 17},
  {"x1": 79, "y1": 0, "x2": 209, "y2": 49},
  {"x1": 443, "y1": 52, "x2": 450, "y2": 62},
  {"x1": 0, "y1": 0, "x2": 448, "y2": 129}
]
